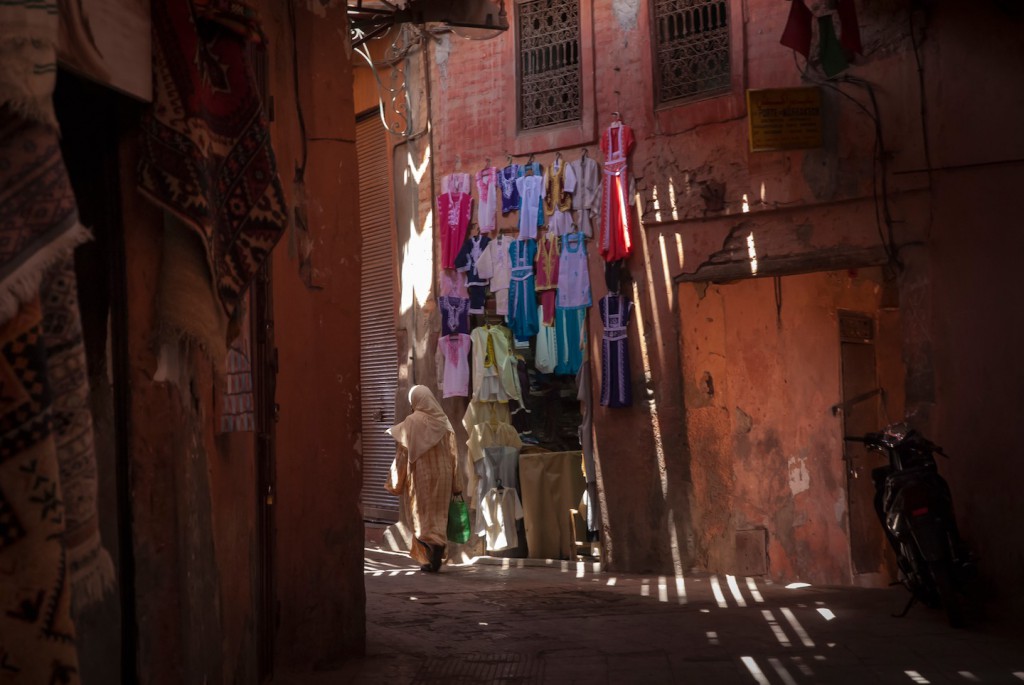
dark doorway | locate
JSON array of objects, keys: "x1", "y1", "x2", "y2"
[
  {"x1": 252, "y1": 261, "x2": 277, "y2": 682},
  {"x1": 54, "y1": 69, "x2": 138, "y2": 685},
  {"x1": 839, "y1": 311, "x2": 895, "y2": 582}
]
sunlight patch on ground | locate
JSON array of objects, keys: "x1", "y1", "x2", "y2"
[
  {"x1": 780, "y1": 607, "x2": 814, "y2": 647},
  {"x1": 768, "y1": 657, "x2": 799, "y2": 685},
  {"x1": 791, "y1": 656, "x2": 814, "y2": 677},
  {"x1": 762, "y1": 610, "x2": 791, "y2": 647},
  {"x1": 709, "y1": 575, "x2": 728, "y2": 609},
  {"x1": 746, "y1": 577, "x2": 765, "y2": 603},
  {"x1": 726, "y1": 574, "x2": 747, "y2": 607},
  {"x1": 741, "y1": 657, "x2": 771, "y2": 685}
]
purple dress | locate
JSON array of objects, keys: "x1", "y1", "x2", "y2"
[
  {"x1": 440, "y1": 295, "x2": 470, "y2": 335},
  {"x1": 499, "y1": 164, "x2": 521, "y2": 214},
  {"x1": 599, "y1": 294, "x2": 632, "y2": 407}
]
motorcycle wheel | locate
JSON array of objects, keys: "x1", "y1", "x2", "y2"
[{"x1": 929, "y1": 560, "x2": 965, "y2": 629}]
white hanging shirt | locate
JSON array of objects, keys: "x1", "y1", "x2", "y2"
[
  {"x1": 515, "y1": 175, "x2": 544, "y2": 239},
  {"x1": 535, "y1": 304, "x2": 557, "y2": 374},
  {"x1": 480, "y1": 487, "x2": 524, "y2": 552}
]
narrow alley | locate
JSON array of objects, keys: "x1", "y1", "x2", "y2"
[{"x1": 279, "y1": 540, "x2": 1024, "y2": 685}]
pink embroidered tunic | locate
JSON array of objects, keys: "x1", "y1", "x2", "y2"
[
  {"x1": 437, "y1": 333, "x2": 472, "y2": 398},
  {"x1": 439, "y1": 269, "x2": 468, "y2": 299},
  {"x1": 599, "y1": 123, "x2": 636, "y2": 262},
  {"x1": 438, "y1": 188, "x2": 472, "y2": 269}
]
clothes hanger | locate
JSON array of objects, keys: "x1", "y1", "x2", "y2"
[{"x1": 482, "y1": 156, "x2": 491, "y2": 173}]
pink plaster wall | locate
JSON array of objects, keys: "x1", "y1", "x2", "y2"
[{"x1": 679, "y1": 269, "x2": 901, "y2": 584}]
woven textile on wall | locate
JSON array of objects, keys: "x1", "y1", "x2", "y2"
[{"x1": 138, "y1": 0, "x2": 287, "y2": 323}]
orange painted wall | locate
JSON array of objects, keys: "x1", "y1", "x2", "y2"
[
  {"x1": 259, "y1": 0, "x2": 367, "y2": 669},
  {"x1": 679, "y1": 269, "x2": 903, "y2": 584}
]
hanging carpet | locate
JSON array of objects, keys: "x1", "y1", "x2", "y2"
[{"x1": 138, "y1": 0, "x2": 287, "y2": 323}]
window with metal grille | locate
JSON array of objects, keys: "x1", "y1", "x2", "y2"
[
  {"x1": 652, "y1": 0, "x2": 731, "y2": 105},
  {"x1": 517, "y1": 0, "x2": 581, "y2": 131}
]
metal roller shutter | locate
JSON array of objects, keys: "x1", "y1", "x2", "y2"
[{"x1": 357, "y1": 115, "x2": 399, "y2": 520}]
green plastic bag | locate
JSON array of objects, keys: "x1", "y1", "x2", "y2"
[{"x1": 446, "y1": 494, "x2": 471, "y2": 544}]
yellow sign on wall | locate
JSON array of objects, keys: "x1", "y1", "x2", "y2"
[{"x1": 746, "y1": 87, "x2": 823, "y2": 152}]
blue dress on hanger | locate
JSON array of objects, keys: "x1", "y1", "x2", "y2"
[{"x1": 507, "y1": 238, "x2": 539, "y2": 342}]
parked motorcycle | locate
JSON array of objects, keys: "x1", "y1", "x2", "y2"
[{"x1": 845, "y1": 424, "x2": 975, "y2": 627}]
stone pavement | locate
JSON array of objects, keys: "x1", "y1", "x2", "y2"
[{"x1": 278, "y1": 544, "x2": 1024, "y2": 685}]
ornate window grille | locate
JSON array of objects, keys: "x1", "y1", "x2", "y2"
[
  {"x1": 652, "y1": 0, "x2": 731, "y2": 105},
  {"x1": 517, "y1": 0, "x2": 581, "y2": 131}
]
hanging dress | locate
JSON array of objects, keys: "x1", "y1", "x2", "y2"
[
  {"x1": 437, "y1": 333, "x2": 472, "y2": 398},
  {"x1": 475, "y1": 234, "x2": 512, "y2": 316},
  {"x1": 439, "y1": 295, "x2": 470, "y2": 336},
  {"x1": 555, "y1": 307, "x2": 586, "y2": 376},
  {"x1": 499, "y1": 163, "x2": 521, "y2": 214},
  {"x1": 599, "y1": 123, "x2": 636, "y2": 262},
  {"x1": 556, "y1": 232, "x2": 592, "y2": 311},
  {"x1": 454, "y1": 234, "x2": 491, "y2": 314},
  {"x1": 544, "y1": 158, "x2": 577, "y2": 235},
  {"x1": 569, "y1": 154, "x2": 601, "y2": 238},
  {"x1": 507, "y1": 238, "x2": 539, "y2": 342},
  {"x1": 553, "y1": 232, "x2": 589, "y2": 377},
  {"x1": 470, "y1": 324, "x2": 522, "y2": 402},
  {"x1": 476, "y1": 166, "x2": 498, "y2": 233},
  {"x1": 439, "y1": 269, "x2": 468, "y2": 299},
  {"x1": 438, "y1": 186, "x2": 472, "y2": 269},
  {"x1": 599, "y1": 293, "x2": 633, "y2": 407},
  {"x1": 515, "y1": 173, "x2": 544, "y2": 240},
  {"x1": 534, "y1": 233, "x2": 560, "y2": 326},
  {"x1": 535, "y1": 304, "x2": 558, "y2": 374}
]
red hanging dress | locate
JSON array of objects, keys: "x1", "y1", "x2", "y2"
[{"x1": 599, "y1": 122, "x2": 635, "y2": 262}]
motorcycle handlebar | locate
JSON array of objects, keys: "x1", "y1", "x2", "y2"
[
  {"x1": 843, "y1": 433, "x2": 885, "y2": 445},
  {"x1": 843, "y1": 433, "x2": 950, "y2": 458}
]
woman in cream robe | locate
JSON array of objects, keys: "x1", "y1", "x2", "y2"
[{"x1": 386, "y1": 385, "x2": 463, "y2": 572}]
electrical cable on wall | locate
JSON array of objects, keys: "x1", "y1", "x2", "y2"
[{"x1": 791, "y1": 52, "x2": 901, "y2": 269}]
